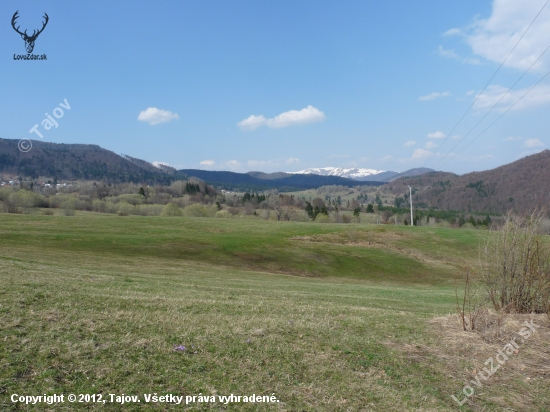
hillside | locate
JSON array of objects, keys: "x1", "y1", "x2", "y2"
[
  {"x1": 0, "y1": 138, "x2": 184, "y2": 183},
  {"x1": 385, "y1": 150, "x2": 550, "y2": 213},
  {"x1": 179, "y1": 169, "x2": 385, "y2": 190}
]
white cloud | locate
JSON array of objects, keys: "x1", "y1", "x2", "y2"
[
  {"x1": 411, "y1": 149, "x2": 433, "y2": 160},
  {"x1": 448, "y1": 0, "x2": 550, "y2": 72},
  {"x1": 267, "y1": 106, "x2": 325, "y2": 128},
  {"x1": 152, "y1": 161, "x2": 170, "y2": 168},
  {"x1": 380, "y1": 155, "x2": 393, "y2": 162},
  {"x1": 425, "y1": 141, "x2": 438, "y2": 149},
  {"x1": 524, "y1": 138, "x2": 544, "y2": 148},
  {"x1": 138, "y1": 107, "x2": 179, "y2": 125},
  {"x1": 427, "y1": 131, "x2": 446, "y2": 139},
  {"x1": 451, "y1": 134, "x2": 461, "y2": 139},
  {"x1": 443, "y1": 28, "x2": 462, "y2": 37},
  {"x1": 437, "y1": 45, "x2": 460, "y2": 59},
  {"x1": 466, "y1": 90, "x2": 476, "y2": 96},
  {"x1": 418, "y1": 91, "x2": 451, "y2": 101},
  {"x1": 473, "y1": 84, "x2": 550, "y2": 111},
  {"x1": 237, "y1": 115, "x2": 267, "y2": 131},
  {"x1": 403, "y1": 140, "x2": 416, "y2": 147},
  {"x1": 222, "y1": 160, "x2": 243, "y2": 171},
  {"x1": 200, "y1": 160, "x2": 215, "y2": 166},
  {"x1": 504, "y1": 136, "x2": 522, "y2": 141},
  {"x1": 286, "y1": 157, "x2": 300, "y2": 164},
  {"x1": 238, "y1": 105, "x2": 325, "y2": 131}
]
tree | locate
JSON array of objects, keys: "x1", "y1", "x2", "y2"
[
  {"x1": 366, "y1": 204, "x2": 374, "y2": 213},
  {"x1": 382, "y1": 210, "x2": 393, "y2": 222},
  {"x1": 138, "y1": 187, "x2": 147, "y2": 198},
  {"x1": 305, "y1": 201, "x2": 314, "y2": 219}
]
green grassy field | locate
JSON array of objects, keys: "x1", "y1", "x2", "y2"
[{"x1": 1, "y1": 214, "x2": 548, "y2": 411}]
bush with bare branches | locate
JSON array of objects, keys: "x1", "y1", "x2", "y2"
[{"x1": 479, "y1": 209, "x2": 550, "y2": 314}]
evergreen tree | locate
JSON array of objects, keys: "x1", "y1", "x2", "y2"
[
  {"x1": 314, "y1": 206, "x2": 320, "y2": 219},
  {"x1": 305, "y1": 201, "x2": 314, "y2": 219}
]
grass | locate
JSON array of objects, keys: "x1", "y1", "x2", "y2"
[{"x1": 0, "y1": 213, "x2": 548, "y2": 411}]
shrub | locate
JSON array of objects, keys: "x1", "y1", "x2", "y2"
[
  {"x1": 161, "y1": 203, "x2": 183, "y2": 217},
  {"x1": 215, "y1": 210, "x2": 232, "y2": 218},
  {"x1": 182, "y1": 203, "x2": 216, "y2": 217},
  {"x1": 479, "y1": 209, "x2": 550, "y2": 314},
  {"x1": 117, "y1": 202, "x2": 135, "y2": 216},
  {"x1": 315, "y1": 213, "x2": 330, "y2": 223},
  {"x1": 62, "y1": 207, "x2": 75, "y2": 216}
]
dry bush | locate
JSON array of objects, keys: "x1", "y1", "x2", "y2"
[
  {"x1": 479, "y1": 208, "x2": 550, "y2": 314},
  {"x1": 455, "y1": 270, "x2": 487, "y2": 332},
  {"x1": 226, "y1": 207, "x2": 241, "y2": 216}
]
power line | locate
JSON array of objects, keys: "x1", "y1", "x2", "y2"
[
  {"x1": 423, "y1": 0, "x2": 550, "y2": 168},
  {"x1": 433, "y1": 41, "x2": 550, "y2": 168},
  {"x1": 441, "y1": 68, "x2": 550, "y2": 166}
]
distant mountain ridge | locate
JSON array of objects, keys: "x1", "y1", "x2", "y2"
[
  {"x1": 288, "y1": 166, "x2": 435, "y2": 182},
  {"x1": 179, "y1": 169, "x2": 384, "y2": 190},
  {"x1": 289, "y1": 167, "x2": 383, "y2": 179},
  {"x1": 0, "y1": 138, "x2": 385, "y2": 189}
]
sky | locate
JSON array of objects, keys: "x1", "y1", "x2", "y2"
[{"x1": 1, "y1": 0, "x2": 549, "y2": 175}]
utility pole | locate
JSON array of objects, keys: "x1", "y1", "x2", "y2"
[{"x1": 405, "y1": 184, "x2": 413, "y2": 226}]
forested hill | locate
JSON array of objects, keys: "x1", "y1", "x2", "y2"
[
  {"x1": 0, "y1": 138, "x2": 183, "y2": 184},
  {"x1": 385, "y1": 150, "x2": 550, "y2": 214}
]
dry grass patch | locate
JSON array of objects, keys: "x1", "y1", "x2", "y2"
[{"x1": 392, "y1": 313, "x2": 550, "y2": 410}]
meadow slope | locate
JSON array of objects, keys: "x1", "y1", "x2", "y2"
[{"x1": 1, "y1": 214, "x2": 548, "y2": 411}]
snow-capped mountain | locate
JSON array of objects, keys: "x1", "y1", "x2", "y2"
[{"x1": 288, "y1": 167, "x2": 385, "y2": 179}]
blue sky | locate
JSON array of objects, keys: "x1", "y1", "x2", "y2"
[{"x1": 1, "y1": 0, "x2": 549, "y2": 174}]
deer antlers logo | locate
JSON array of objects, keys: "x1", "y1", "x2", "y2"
[{"x1": 11, "y1": 11, "x2": 49, "y2": 54}]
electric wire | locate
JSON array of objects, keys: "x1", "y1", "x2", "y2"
[
  {"x1": 441, "y1": 68, "x2": 550, "y2": 166},
  {"x1": 433, "y1": 41, "x2": 550, "y2": 168},
  {"x1": 423, "y1": 0, "x2": 550, "y2": 168}
]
